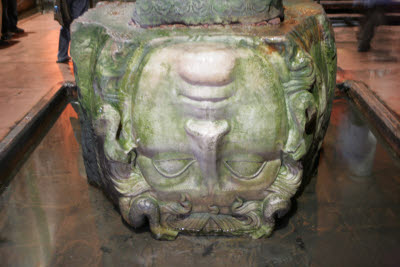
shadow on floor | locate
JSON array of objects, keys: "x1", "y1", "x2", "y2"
[{"x1": 0, "y1": 40, "x2": 20, "y2": 49}]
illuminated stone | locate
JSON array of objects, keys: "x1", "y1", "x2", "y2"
[{"x1": 71, "y1": 0, "x2": 336, "y2": 240}]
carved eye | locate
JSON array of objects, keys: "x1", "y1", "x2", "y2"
[
  {"x1": 152, "y1": 153, "x2": 195, "y2": 178},
  {"x1": 224, "y1": 154, "x2": 267, "y2": 180}
]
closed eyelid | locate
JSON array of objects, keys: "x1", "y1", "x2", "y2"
[
  {"x1": 153, "y1": 158, "x2": 194, "y2": 162},
  {"x1": 225, "y1": 160, "x2": 264, "y2": 163},
  {"x1": 152, "y1": 159, "x2": 195, "y2": 178},
  {"x1": 224, "y1": 161, "x2": 267, "y2": 180}
]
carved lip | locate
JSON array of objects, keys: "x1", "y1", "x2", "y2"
[
  {"x1": 178, "y1": 84, "x2": 234, "y2": 112},
  {"x1": 178, "y1": 95, "x2": 231, "y2": 111},
  {"x1": 179, "y1": 93, "x2": 230, "y2": 103},
  {"x1": 178, "y1": 83, "x2": 235, "y2": 103}
]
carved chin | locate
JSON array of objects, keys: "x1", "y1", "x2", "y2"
[{"x1": 116, "y1": 160, "x2": 302, "y2": 240}]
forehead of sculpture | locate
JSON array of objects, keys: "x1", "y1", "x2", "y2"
[{"x1": 132, "y1": 42, "x2": 287, "y2": 157}]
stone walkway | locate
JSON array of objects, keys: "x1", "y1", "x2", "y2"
[
  {"x1": 0, "y1": 13, "x2": 398, "y2": 148},
  {"x1": 0, "y1": 13, "x2": 73, "y2": 141},
  {"x1": 335, "y1": 26, "x2": 400, "y2": 119}
]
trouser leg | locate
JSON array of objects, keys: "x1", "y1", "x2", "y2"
[
  {"x1": 7, "y1": 0, "x2": 16, "y2": 30},
  {"x1": 0, "y1": 1, "x2": 3, "y2": 37},
  {"x1": 69, "y1": 0, "x2": 89, "y2": 20},
  {"x1": 358, "y1": 6, "x2": 385, "y2": 50},
  {"x1": 358, "y1": 7, "x2": 376, "y2": 50},
  {"x1": 57, "y1": 0, "x2": 88, "y2": 61},
  {"x1": 57, "y1": 24, "x2": 70, "y2": 61},
  {"x1": 1, "y1": 0, "x2": 8, "y2": 35},
  {"x1": 364, "y1": 8, "x2": 378, "y2": 43}
]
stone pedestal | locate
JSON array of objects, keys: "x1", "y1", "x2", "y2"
[{"x1": 71, "y1": 0, "x2": 336, "y2": 240}]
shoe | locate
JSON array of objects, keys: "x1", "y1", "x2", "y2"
[
  {"x1": 1, "y1": 33, "x2": 12, "y2": 41},
  {"x1": 56, "y1": 56, "x2": 71, "y2": 63},
  {"x1": 358, "y1": 42, "x2": 371, "y2": 52},
  {"x1": 0, "y1": 39, "x2": 9, "y2": 46},
  {"x1": 10, "y1": 27, "x2": 24, "y2": 34}
]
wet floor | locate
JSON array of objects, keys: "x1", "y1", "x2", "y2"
[{"x1": 0, "y1": 98, "x2": 400, "y2": 267}]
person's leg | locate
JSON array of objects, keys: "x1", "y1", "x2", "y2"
[
  {"x1": 357, "y1": 5, "x2": 368, "y2": 41},
  {"x1": 1, "y1": 0, "x2": 8, "y2": 37},
  {"x1": 358, "y1": 6, "x2": 384, "y2": 52},
  {"x1": 358, "y1": 7, "x2": 376, "y2": 52},
  {"x1": 57, "y1": 24, "x2": 70, "y2": 62},
  {"x1": 0, "y1": 1, "x2": 2, "y2": 36},
  {"x1": 56, "y1": 0, "x2": 88, "y2": 63},
  {"x1": 0, "y1": 0, "x2": 5, "y2": 44},
  {"x1": 56, "y1": 0, "x2": 74, "y2": 62},
  {"x1": 70, "y1": 0, "x2": 89, "y2": 20},
  {"x1": 7, "y1": 0, "x2": 18, "y2": 31},
  {"x1": 1, "y1": 0, "x2": 13, "y2": 40}
]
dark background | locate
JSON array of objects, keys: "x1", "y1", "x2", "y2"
[{"x1": 17, "y1": 0, "x2": 136, "y2": 15}]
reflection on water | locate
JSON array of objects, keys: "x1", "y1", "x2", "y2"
[
  {"x1": 337, "y1": 102, "x2": 377, "y2": 177},
  {"x1": 1, "y1": 100, "x2": 400, "y2": 267}
]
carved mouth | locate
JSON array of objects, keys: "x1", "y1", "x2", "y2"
[
  {"x1": 162, "y1": 197, "x2": 263, "y2": 234},
  {"x1": 177, "y1": 89, "x2": 233, "y2": 120},
  {"x1": 178, "y1": 83, "x2": 235, "y2": 107},
  {"x1": 180, "y1": 93, "x2": 230, "y2": 103},
  {"x1": 178, "y1": 94, "x2": 231, "y2": 111},
  {"x1": 165, "y1": 213, "x2": 258, "y2": 233}
]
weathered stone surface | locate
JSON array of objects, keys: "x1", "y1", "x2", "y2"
[
  {"x1": 71, "y1": 0, "x2": 336, "y2": 240},
  {"x1": 132, "y1": 0, "x2": 284, "y2": 27},
  {"x1": 177, "y1": 45, "x2": 236, "y2": 86}
]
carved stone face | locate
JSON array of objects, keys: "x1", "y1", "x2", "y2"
[
  {"x1": 134, "y1": 43, "x2": 286, "y2": 210},
  {"x1": 71, "y1": 1, "x2": 336, "y2": 240},
  {"x1": 74, "y1": 36, "x2": 328, "y2": 239}
]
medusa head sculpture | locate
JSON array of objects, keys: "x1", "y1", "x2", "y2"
[{"x1": 71, "y1": 1, "x2": 336, "y2": 240}]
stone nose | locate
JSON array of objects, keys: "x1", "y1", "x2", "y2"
[
  {"x1": 184, "y1": 119, "x2": 230, "y2": 195},
  {"x1": 178, "y1": 49, "x2": 235, "y2": 87}
]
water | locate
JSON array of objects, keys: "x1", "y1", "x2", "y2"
[{"x1": 0, "y1": 98, "x2": 399, "y2": 267}]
